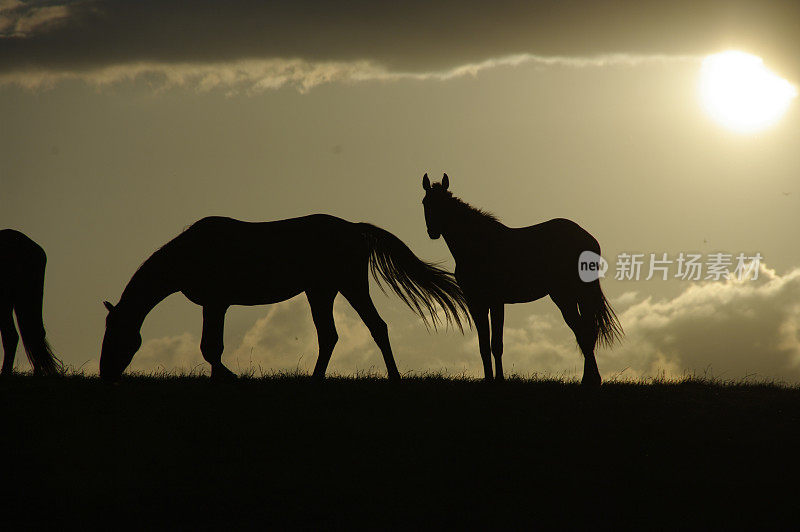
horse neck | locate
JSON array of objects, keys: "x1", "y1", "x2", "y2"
[
  {"x1": 117, "y1": 250, "x2": 178, "y2": 330},
  {"x1": 440, "y1": 200, "x2": 499, "y2": 260}
]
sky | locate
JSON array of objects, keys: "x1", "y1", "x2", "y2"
[{"x1": 2, "y1": 0, "x2": 799, "y2": 381}]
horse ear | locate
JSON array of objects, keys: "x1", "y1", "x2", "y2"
[
  {"x1": 103, "y1": 301, "x2": 115, "y2": 313},
  {"x1": 442, "y1": 173, "x2": 449, "y2": 190},
  {"x1": 422, "y1": 173, "x2": 431, "y2": 191}
]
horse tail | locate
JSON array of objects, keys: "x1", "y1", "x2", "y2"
[
  {"x1": 24, "y1": 337, "x2": 62, "y2": 376},
  {"x1": 15, "y1": 260, "x2": 64, "y2": 376},
  {"x1": 580, "y1": 280, "x2": 623, "y2": 349},
  {"x1": 359, "y1": 223, "x2": 471, "y2": 331}
]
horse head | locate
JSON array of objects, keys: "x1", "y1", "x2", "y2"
[
  {"x1": 421, "y1": 172, "x2": 452, "y2": 239},
  {"x1": 100, "y1": 301, "x2": 141, "y2": 382}
]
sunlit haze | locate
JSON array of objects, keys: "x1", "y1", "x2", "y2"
[{"x1": 699, "y1": 50, "x2": 797, "y2": 133}]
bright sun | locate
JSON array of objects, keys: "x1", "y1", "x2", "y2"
[{"x1": 699, "y1": 50, "x2": 797, "y2": 133}]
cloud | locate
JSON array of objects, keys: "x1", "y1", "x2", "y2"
[
  {"x1": 497, "y1": 264, "x2": 800, "y2": 382},
  {"x1": 128, "y1": 332, "x2": 204, "y2": 374},
  {"x1": 230, "y1": 295, "x2": 379, "y2": 375},
  {"x1": 0, "y1": 52, "x2": 701, "y2": 93},
  {"x1": 1, "y1": 0, "x2": 796, "y2": 91},
  {"x1": 0, "y1": 1, "x2": 70, "y2": 37},
  {"x1": 604, "y1": 265, "x2": 800, "y2": 382},
  {"x1": 117, "y1": 296, "x2": 378, "y2": 376},
  {"x1": 118, "y1": 265, "x2": 800, "y2": 383}
]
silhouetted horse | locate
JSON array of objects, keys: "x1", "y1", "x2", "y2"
[
  {"x1": 100, "y1": 215, "x2": 469, "y2": 381},
  {"x1": 421, "y1": 174, "x2": 622, "y2": 386},
  {"x1": 0, "y1": 230, "x2": 63, "y2": 376}
]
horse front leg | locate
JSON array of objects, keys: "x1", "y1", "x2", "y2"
[
  {"x1": 469, "y1": 302, "x2": 492, "y2": 381},
  {"x1": 201, "y1": 304, "x2": 236, "y2": 380},
  {"x1": 490, "y1": 303, "x2": 505, "y2": 381}
]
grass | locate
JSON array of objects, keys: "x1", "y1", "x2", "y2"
[{"x1": 2, "y1": 372, "x2": 800, "y2": 528}]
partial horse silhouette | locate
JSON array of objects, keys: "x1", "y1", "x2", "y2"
[
  {"x1": 0, "y1": 230, "x2": 63, "y2": 376},
  {"x1": 421, "y1": 174, "x2": 622, "y2": 386},
  {"x1": 100, "y1": 215, "x2": 469, "y2": 381}
]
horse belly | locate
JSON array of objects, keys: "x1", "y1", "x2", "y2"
[
  {"x1": 456, "y1": 263, "x2": 549, "y2": 304},
  {"x1": 503, "y1": 287, "x2": 549, "y2": 304},
  {"x1": 181, "y1": 260, "x2": 308, "y2": 307}
]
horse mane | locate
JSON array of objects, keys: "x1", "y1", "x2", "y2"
[
  {"x1": 128, "y1": 222, "x2": 197, "y2": 281},
  {"x1": 129, "y1": 241, "x2": 174, "y2": 285},
  {"x1": 434, "y1": 184, "x2": 501, "y2": 224},
  {"x1": 121, "y1": 219, "x2": 229, "y2": 308},
  {"x1": 118, "y1": 229, "x2": 188, "y2": 310}
]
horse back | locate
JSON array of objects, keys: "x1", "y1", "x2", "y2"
[
  {"x1": 455, "y1": 218, "x2": 600, "y2": 303},
  {"x1": 514, "y1": 218, "x2": 600, "y2": 252},
  {"x1": 166, "y1": 215, "x2": 367, "y2": 305},
  {"x1": 0, "y1": 229, "x2": 47, "y2": 303},
  {"x1": 180, "y1": 214, "x2": 364, "y2": 260},
  {"x1": 0, "y1": 229, "x2": 46, "y2": 262}
]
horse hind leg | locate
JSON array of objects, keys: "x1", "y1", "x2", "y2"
[
  {"x1": 14, "y1": 295, "x2": 57, "y2": 376},
  {"x1": 340, "y1": 281, "x2": 400, "y2": 381},
  {"x1": 201, "y1": 305, "x2": 236, "y2": 380},
  {"x1": 0, "y1": 301, "x2": 18, "y2": 376},
  {"x1": 551, "y1": 292, "x2": 601, "y2": 387},
  {"x1": 490, "y1": 303, "x2": 505, "y2": 381},
  {"x1": 307, "y1": 289, "x2": 339, "y2": 381}
]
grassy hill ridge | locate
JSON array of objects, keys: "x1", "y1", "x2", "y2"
[{"x1": 2, "y1": 374, "x2": 800, "y2": 528}]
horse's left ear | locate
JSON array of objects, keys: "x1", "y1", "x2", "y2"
[
  {"x1": 103, "y1": 301, "x2": 115, "y2": 313},
  {"x1": 422, "y1": 173, "x2": 431, "y2": 191},
  {"x1": 442, "y1": 173, "x2": 449, "y2": 190}
]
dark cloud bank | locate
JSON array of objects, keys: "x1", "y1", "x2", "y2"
[{"x1": 1, "y1": 0, "x2": 798, "y2": 87}]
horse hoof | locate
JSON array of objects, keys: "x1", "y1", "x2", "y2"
[
  {"x1": 581, "y1": 376, "x2": 602, "y2": 388},
  {"x1": 211, "y1": 367, "x2": 237, "y2": 381}
]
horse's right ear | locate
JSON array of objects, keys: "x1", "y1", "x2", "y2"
[
  {"x1": 103, "y1": 301, "x2": 115, "y2": 313},
  {"x1": 422, "y1": 173, "x2": 431, "y2": 191}
]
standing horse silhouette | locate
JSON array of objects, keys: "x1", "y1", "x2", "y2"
[
  {"x1": 421, "y1": 174, "x2": 622, "y2": 386},
  {"x1": 100, "y1": 215, "x2": 469, "y2": 381},
  {"x1": 0, "y1": 230, "x2": 63, "y2": 376}
]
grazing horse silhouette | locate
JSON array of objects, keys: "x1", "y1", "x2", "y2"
[
  {"x1": 100, "y1": 215, "x2": 469, "y2": 381},
  {"x1": 421, "y1": 174, "x2": 622, "y2": 386},
  {"x1": 0, "y1": 230, "x2": 63, "y2": 376}
]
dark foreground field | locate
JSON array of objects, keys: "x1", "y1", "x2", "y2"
[{"x1": 3, "y1": 374, "x2": 800, "y2": 529}]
